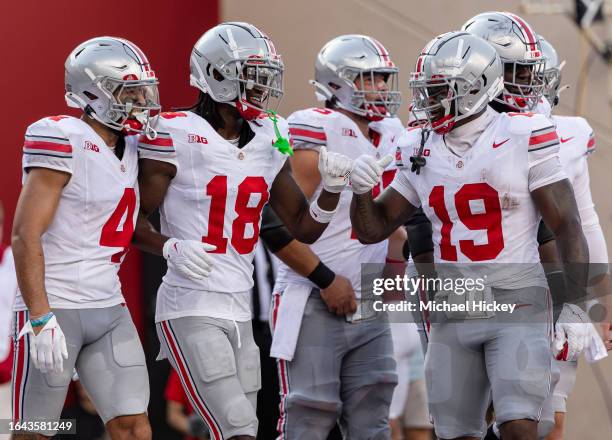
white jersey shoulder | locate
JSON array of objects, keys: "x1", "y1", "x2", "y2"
[
  {"x1": 16, "y1": 115, "x2": 140, "y2": 310},
  {"x1": 23, "y1": 115, "x2": 79, "y2": 176},
  {"x1": 288, "y1": 107, "x2": 342, "y2": 148},
  {"x1": 553, "y1": 115, "x2": 595, "y2": 158}
]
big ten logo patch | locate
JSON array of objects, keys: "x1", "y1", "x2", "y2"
[
  {"x1": 84, "y1": 141, "x2": 100, "y2": 152},
  {"x1": 188, "y1": 134, "x2": 208, "y2": 144}
]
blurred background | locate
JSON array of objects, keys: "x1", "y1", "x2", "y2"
[{"x1": 1, "y1": 0, "x2": 611, "y2": 438}]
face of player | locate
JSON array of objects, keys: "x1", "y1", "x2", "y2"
[
  {"x1": 114, "y1": 84, "x2": 159, "y2": 118},
  {"x1": 423, "y1": 83, "x2": 453, "y2": 121},
  {"x1": 242, "y1": 65, "x2": 282, "y2": 109},
  {"x1": 504, "y1": 63, "x2": 538, "y2": 96},
  {"x1": 354, "y1": 72, "x2": 390, "y2": 101}
]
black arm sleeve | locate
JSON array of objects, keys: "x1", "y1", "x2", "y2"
[
  {"x1": 405, "y1": 208, "x2": 433, "y2": 258},
  {"x1": 537, "y1": 220, "x2": 555, "y2": 246},
  {"x1": 260, "y1": 203, "x2": 295, "y2": 253}
]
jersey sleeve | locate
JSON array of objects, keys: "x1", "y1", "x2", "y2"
[
  {"x1": 389, "y1": 129, "x2": 422, "y2": 207},
  {"x1": 137, "y1": 116, "x2": 178, "y2": 167},
  {"x1": 578, "y1": 118, "x2": 597, "y2": 156},
  {"x1": 390, "y1": 170, "x2": 420, "y2": 207},
  {"x1": 526, "y1": 115, "x2": 566, "y2": 191},
  {"x1": 287, "y1": 108, "x2": 328, "y2": 151},
  {"x1": 22, "y1": 118, "x2": 74, "y2": 175},
  {"x1": 587, "y1": 130, "x2": 596, "y2": 155}
]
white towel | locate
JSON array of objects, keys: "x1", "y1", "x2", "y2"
[
  {"x1": 270, "y1": 283, "x2": 311, "y2": 361},
  {"x1": 585, "y1": 324, "x2": 608, "y2": 363}
]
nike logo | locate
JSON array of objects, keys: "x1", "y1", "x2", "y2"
[
  {"x1": 560, "y1": 136, "x2": 574, "y2": 143},
  {"x1": 493, "y1": 138, "x2": 510, "y2": 148}
]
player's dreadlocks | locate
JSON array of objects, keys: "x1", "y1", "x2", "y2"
[{"x1": 179, "y1": 92, "x2": 255, "y2": 149}]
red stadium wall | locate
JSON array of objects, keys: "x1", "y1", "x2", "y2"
[{"x1": 0, "y1": 1, "x2": 219, "y2": 333}]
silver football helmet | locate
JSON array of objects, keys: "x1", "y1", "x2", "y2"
[
  {"x1": 538, "y1": 35, "x2": 566, "y2": 107},
  {"x1": 190, "y1": 22, "x2": 283, "y2": 120},
  {"x1": 312, "y1": 35, "x2": 401, "y2": 120},
  {"x1": 409, "y1": 31, "x2": 504, "y2": 134},
  {"x1": 65, "y1": 37, "x2": 160, "y2": 138},
  {"x1": 462, "y1": 11, "x2": 545, "y2": 111}
]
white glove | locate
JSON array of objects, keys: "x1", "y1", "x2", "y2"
[
  {"x1": 318, "y1": 146, "x2": 353, "y2": 193},
  {"x1": 554, "y1": 303, "x2": 591, "y2": 361},
  {"x1": 18, "y1": 315, "x2": 68, "y2": 374},
  {"x1": 163, "y1": 238, "x2": 216, "y2": 279},
  {"x1": 350, "y1": 154, "x2": 393, "y2": 194}
]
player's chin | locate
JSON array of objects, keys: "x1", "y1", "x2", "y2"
[{"x1": 246, "y1": 93, "x2": 266, "y2": 109}]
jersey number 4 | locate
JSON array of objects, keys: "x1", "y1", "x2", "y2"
[
  {"x1": 100, "y1": 188, "x2": 137, "y2": 263},
  {"x1": 429, "y1": 183, "x2": 504, "y2": 261},
  {"x1": 202, "y1": 176, "x2": 269, "y2": 254}
]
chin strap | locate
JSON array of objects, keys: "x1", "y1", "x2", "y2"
[
  {"x1": 409, "y1": 128, "x2": 431, "y2": 175},
  {"x1": 234, "y1": 99, "x2": 264, "y2": 121},
  {"x1": 267, "y1": 110, "x2": 293, "y2": 156}
]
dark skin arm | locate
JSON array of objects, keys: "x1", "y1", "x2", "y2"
[
  {"x1": 12, "y1": 168, "x2": 70, "y2": 329},
  {"x1": 274, "y1": 239, "x2": 356, "y2": 315},
  {"x1": 350, "y1": 186, "x2": 418, "y2": 244},
  {"x1": 531, "y1": 179, "x2": 589, "y2": 310},
  {"x1": 132, "y1": 159, "x2": 177, "y2": 255},
  {"x1": 268, "y1": 161, "x2": 341, "y2": 244}
]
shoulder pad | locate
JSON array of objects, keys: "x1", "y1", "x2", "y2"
[{"x1": 505, "y1": 112, "x2": 552, "y2": 136}]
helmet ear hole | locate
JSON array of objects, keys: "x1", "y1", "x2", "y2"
[
  {"x1": 83, "y1": 91, "x2": 98, "y2": 100},
  {"x1": 328, "y1": 82, "x2": 341, "y2": 90},
  {"x1": 211, "y1": 67, "x2": 224, "y2": 82}
]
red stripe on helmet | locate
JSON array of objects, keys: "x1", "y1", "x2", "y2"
[
  {"x1": 505, "y1": 13, "x2": 537, "y2": 51},
  {"x1": 369, "y1": 37, "x2": 394, "y2": 67},
  {"x1": 416, "y1": 56, "x2": 424, "y2": 73},
  {"x1": 120, "y1": 38, "x2": 151, "y2": 72}
]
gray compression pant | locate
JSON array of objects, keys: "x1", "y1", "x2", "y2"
[
  {"x1": 12, "y1": 305, "x2": 149, "y2": 436},
  {"x1": 272, "y1": 289, "x2": 398, "y2": 440},
  {"x1": 425, "y1": 286, "x2": 553, "y2": 439},
  {"x1": 157, "y1": 316, "x2": 261, "y2": 439}
]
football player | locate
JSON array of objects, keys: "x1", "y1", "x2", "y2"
[
  {"x1": 349, "y1": 30, "x2": 589, "y2": 440},
  {"x1": 463, "y1": 13, "x2": 609, "y2": 438},
  {"x1": 11, "y1": 37, "x2": 159, "y2": 439},
  {"x1": 260, "y1": 35, "x2": 404, "y2": 440},
  {"x1": 133, "y1": 23, "x2": 353, "y2": 440},
  {"x1": 531, "y1": 35, "x2": 610, "y2": 440}
]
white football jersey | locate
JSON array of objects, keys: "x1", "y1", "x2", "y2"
[
  {"x1": 391, "y1": 109, "x2": 565, "y2": 288},
  {"x1": 139, "y1": 111, "x2": 288, "y2": 321},
  {"x1": 552, "y1": 115, "x2": 607, "y2": 264},
  {"x1": 14, "y1": 116, "x2": 139, "y2": 310},
  {"x1": 535, "y1": 99, "x2": 607, "y2": 263},
  {"x1": 275, "y1": 108, "x2": 404, "y2": 295}
]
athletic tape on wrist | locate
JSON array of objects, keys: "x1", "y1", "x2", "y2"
[
  {"x1": 309, "y1": 199, "x2": 337, "y2": 223},
  {"x1": 30, "y1": 312, "x2": 54, "y2": 328}
]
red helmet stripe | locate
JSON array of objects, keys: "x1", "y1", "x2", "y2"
[
  {"x1": 505, "y1": 13, "x2": 537, "y2": 51},
  {"x1": 416, "y1": 56, "x2": 424, "y2": 73},
  {"x1": 368, "y1": 37, "x2": 394, "y2": 67},
  {"x1": 119, "y1": 38, "x2": 151, "y2": 72}
]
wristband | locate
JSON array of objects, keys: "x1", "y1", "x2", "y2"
[
  {"x1": 30, "y1": 312, "x2": 54, "y2": 328},
  {"x1": 309, "y1": 199, "x2": 337, "y2": 224},
  {"x1": 307, "y1": 261, "x2": 336, "y2": 290}
]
